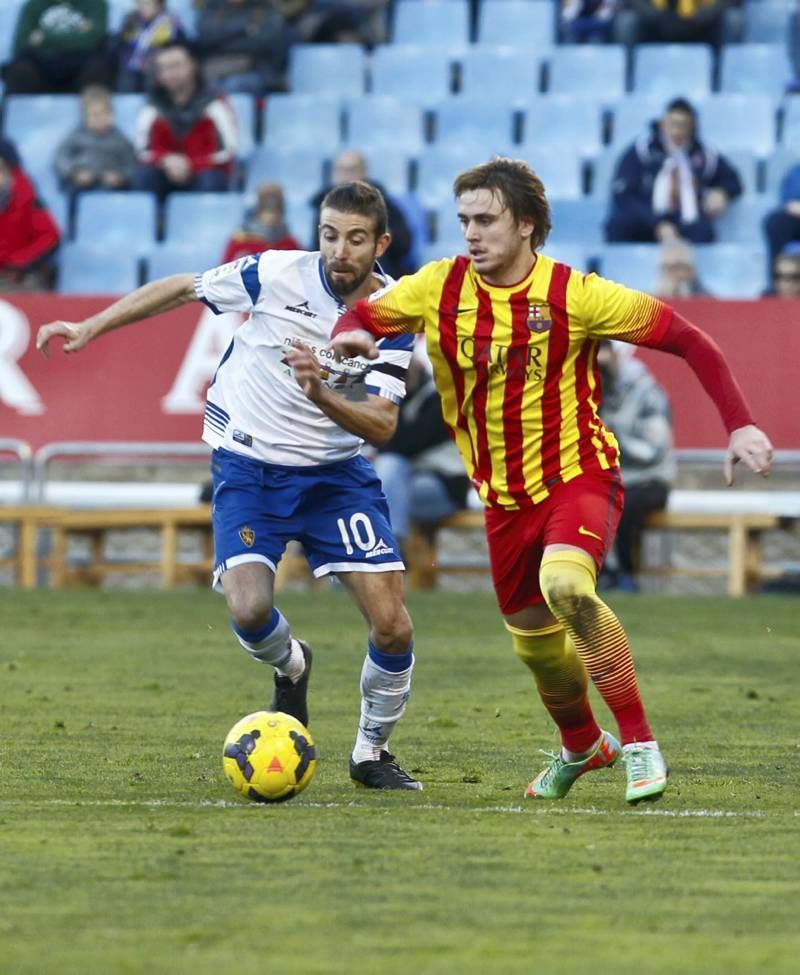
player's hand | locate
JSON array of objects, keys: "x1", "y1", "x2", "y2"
[
  {"x1": 328, "y1": 329, "x2": 378, "y2": 361},
  {"x1": 725, "y1": 424, "x2": 773, "y2": 485},
  {"x1": 36, "y1": 321, "x2": 92, "y2": 357},
  {"x1": 284, "y1": 341, "x2": 324, "y2": 401}
]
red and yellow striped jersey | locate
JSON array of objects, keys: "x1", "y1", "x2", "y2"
[{"x1": 351, "y1": 254, "x2": 672, "y2": 509}]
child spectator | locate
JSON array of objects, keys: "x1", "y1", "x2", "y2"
[
  {"x1": 114, "y1": 0, "x2": 187, "y2": 93},
  {"x1": 0, "y1": 145, "x2": 61, "y2": 290},
  {"x1": 54, "y1": 86, "x2": 137, "y2": 195},
  {"x1": 221, "y1": 183, "x2": 301, "y2": 263}
]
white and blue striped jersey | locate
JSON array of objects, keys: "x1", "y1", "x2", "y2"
[{"x1": 194, "y1": 249, "x2": 414, "y2": 466}]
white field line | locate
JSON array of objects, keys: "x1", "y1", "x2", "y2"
[{"x1": 0, "y1": 798, "x2": 780, "y2": 818}]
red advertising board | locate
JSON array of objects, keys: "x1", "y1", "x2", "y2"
[{"x1": 0, "y1": 293, "x2": 798, "y2": 450}]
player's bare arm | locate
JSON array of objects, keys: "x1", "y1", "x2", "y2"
[
  {"x1": 36, "y1": 273, "x2": 197, "y2": 356},
  {"x1": 284, "y1": 342, "x2": 397, "y2": 446}
]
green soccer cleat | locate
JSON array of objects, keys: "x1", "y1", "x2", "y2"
[
  {"x1": 524, "y1": 730, "x2": 621, "y2": 799},
  {"x1": 622, "y1": 745, "x2": 669, "y2": 804}
]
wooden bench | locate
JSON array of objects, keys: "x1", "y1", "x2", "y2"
[
  {"x1": 0, "y1": 506, "x2": 64, "y2": 588},
  {"x1": 406, "y1": 508, "x2": 791, "y2": 597}
]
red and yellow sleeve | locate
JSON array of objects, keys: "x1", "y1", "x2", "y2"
[{"x1": 574, "y1": 273, "x2": 672, "y2": 345}]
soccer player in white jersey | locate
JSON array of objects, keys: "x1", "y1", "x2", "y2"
[{"x1": 36, "y1": 182, "x2": 423, "y2": 790}]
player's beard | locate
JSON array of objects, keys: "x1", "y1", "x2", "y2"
[{"x1": 324, "y1": 260, "x2": 374, "y2": 299}]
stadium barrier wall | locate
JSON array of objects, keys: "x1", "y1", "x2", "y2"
[{"x1": 0, "y1": 295, "x2": 798, "y2": 450}]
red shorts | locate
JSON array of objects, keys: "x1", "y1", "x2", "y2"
[{"x1": 484, "y1": 471, "x2": 624, "y2": 615}]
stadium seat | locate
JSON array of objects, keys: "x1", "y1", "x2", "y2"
[
  {"x1": 548, "y1": 197, "x2": 606, "y2": 246},
  {"x1": 419, "y1": 240, "x2": 465, "y2": 264},
  {"x1": 588, "y1": 149, "x2": 619, "y2": 200},
  {"x1": 244, "y1": 146, "x2": 327, "y2": 201},
  {"x1": 517, "y1": 149, "x2": 584, "y2": 199},
  {"x1": 780, "y1": 99, "x2": 800, "y2": 147},
  {"x1": 714, "y1": 197, "x2": 773, "y2": 244},
  {"x1": 632, "y1": 44, "x2": 713, "y2": 100},
  {"x1": 721, "y1": 149, "x2": 760, "y2": 198},
  {"x1": 288, "y1": 44, "x2": 367, "y2": 97},
  {"x1": 345, "y1": 97, "x2": 425, "y2": 152},
  {"x1": 415, "y1": 142, "x2": 515, "y2": 208},
  {"x1": 608, "y1": 95, "x2": 666, "y2": 146},
  {"x1": 393, "y1": 0, "x2": 470, "y2": 49},
  {"x1": 145, "y1": 240, "x2": 226, "y2": 281},
  {"x1": 433, "y1": 99, "x2": 516, "y2": 148},
  {"x1": 693, "y1": 243, "x2": 767, "y2": 298},
  {"x1": 521, "y1": 97, "x2": 604, "y2": 158},
  {"x1": 542, "y1": 243, "x2": 594, "y2": 273},
  {"x1": 698, "y1": 95, "x2": 776, "y2": 158},
  {"x1": 74, "y1": 191, "x2": 158, "y2": 252},
  {"x1": 599, "y1": 244, "x2": 661, "y2": 292},
  {"x1": 477, "y1": 1, "x2": 556, "y2": 49},
  {"x1": 285, "y1": 200, "x2": 315, "y2": 249},
  {"x1": 58, "y1": 243, "x2": 141, "y2": 295},
  {"x1": 227, "y1": 92, "x2": 256, "y2": 161},
  {"x1": 546, "y1": 45, "x2": 627, "y2": 103},
  {"x1": 352, "y1": 146, "x2": 412, "y2": 196},
  {"x1": 163, "y1": 192, "x2": 246, "y2": 244},
  {"x1": 3, "y1": 94, "x2": 81, "y2": 145},
  {"x1": 262, "y1": 94, "x2": 342, "y2": 151},
  {"x1": 0, "y1": 2, "x2": 24, "y2": 63},
  {"x1": 431, "y1": 201, "x2": 464, "y2": 246},
  {"x1": 764, "y1": 146, "x2": 798, "y2": 198},
  {"x1": 743, "y1": 1, "x2": 791, "y2": 43},
  {"x1": 719, "y1": 43, "x2": 793, "y2": 97},
  {"x1": 112, "y1": 93, "x2": 146, "y2": 142},
  {"x1": 370, "y1": 45, "x2": 454, "y2": 105},
  {"x1": 458, "y1": 45, "x2": 542, "y2": 103}
]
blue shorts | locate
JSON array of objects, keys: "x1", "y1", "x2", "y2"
[{"x1": 210, "y1": 448, "x2": 404, "y2": 589}]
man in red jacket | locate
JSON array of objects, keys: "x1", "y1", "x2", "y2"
[
  {"x1": 0, "y1": 147, "x2": 60, "y2": 290},
  {"x1": 133, "y1": 41, "x2": 237, "y2": 199}
]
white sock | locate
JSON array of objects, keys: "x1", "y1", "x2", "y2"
[
  {"x1": 623, "y1": 740, "x2": 659, "y2": 752},
  {"x1": 562, "y1": 735, "x2": 602, "y2": 763},
  {"x1": 351, "y1": 651, "x2": 414, "y2": 764},
  {"x1": 275, "y1": 638, "x2": 306, "y2": 683}
]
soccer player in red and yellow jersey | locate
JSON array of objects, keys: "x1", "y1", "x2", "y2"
[{"x1": 331, "y1": 158, "x2": 773, "y2": 804}]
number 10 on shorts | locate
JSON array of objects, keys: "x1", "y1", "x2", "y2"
[{"x1": 337, "y1": 513, "x2": 376, "y2": 555}]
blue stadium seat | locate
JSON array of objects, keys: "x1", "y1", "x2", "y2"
[
  {"x1": 0, "y1": 2, "x2": 25, "y2": 63},
  {"x1": 288, "y1": 44, "x2": 367, "y2": 96},
  {"x1": 743, "y1": 2, "x2": 791, "y2": 43},
  {"x1": 285, "y1": 200, "x2": 315, "y2": 249},
  {"x1": 74, "y1": 192, "x2": 158, "y2": 253},
  {"x1": 432, "y1": 201, "x2": 465, "y2": 246},
  {"x1": 458, "y1": 45, "x2": 542, "y2": 103},
  {"x1": 714, "y1": 197, "x2": 773, "y2": 244},
  {"x1": 546, "y1": 45, "x2": 627, "y2": 103},
  {"x1": 719, "y1": 43, "x2": 793, "y2": 97},
  {"x1": 394, "y1": 0, "x2": 470, "y2": 48},
  {"x1": 699, "y1": 95, "x2": 776, "y2": 157},
  {"x1": 415, "y1": 143, "x2": 515, "y2": 208},
  {"x1": 693, "y1": 243, "x2": 767, "y2": 297},
  {"x1": 370, "y1": 45, "x2": 453, "y2": 105},
  {"x1": 780, "y1": 98, "x2": 800, "y2": 147},
  {"x1": 345, "y1": 97, "x2": 425, "y2": 151},
  {"x1": 58, "y1": 244, "x2": 141, "y2": 295},
  {"x1": 542, "y1": 244, "x2": 593, "y2": 273},
  {"x1": 477, "y1": 1, "x2": 556, "y2": 48},
  {"x1": 521, "y1": 97, "x2": 604, "y2": 157},
  {"x1": 764, "y1": 146, "x2": 798, "y2": 197},
  {"x1": 395, "y1": 190, "x2": 430, "y2": 267},
  {"x1": 262, "y1": 94, "x2": 342, "y2": 150},
  {"x1": 632, "y1": 44, "x2": 713, "y2": 100},
  {"x1": 164, "y1": 192, "x2": 245, "y2": 244},
  {"x1": 112, "y1": 93, "x2": 146, "y2": 142},
  {"x1": 227, "y1": 92, "x2": 256, "y2": 160},
  {"x1": 245, "y1": 146, "x2": 327, "y2": 201},
  {"x1": 145, "y1": 240, "x2": 226, "y2": 281},
  {"x1": 353, "y1": 147, "x2": 412, "y2": 196},
  {"x1": 433, "y1": 99, "x2": 516, "y2": 147},
  {"x1": 4, "y1": 94, "x2": 81, "y2": 145},
  {"x1": 609, "y1": 95, "x2": 666, "y2": 146},
  {"x1": 588, "y1": 149, "x2": 619, "y2": 200},
  {"x1": 721, "y1": 149, "x2": 760, "y2": 198},
  {"x1": 517, "y1": 149, "x2": 584, "y2": 199},
  {"x1": 419, "y1": 240, "x2": 465, "y2": 264},
  {"x1": 548, "y1": 198, "x2": 606, "y2": 246},
  {"x1": 599, "y1": 244, "x2": 661, "y2": 292}
]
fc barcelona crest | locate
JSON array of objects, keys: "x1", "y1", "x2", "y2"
[
  {"x1": 527, "y1": 303, "x2": 552, "y2": 333},
  {"x1": 239, "y1": 526, "x2": 255, "y2": 547}
]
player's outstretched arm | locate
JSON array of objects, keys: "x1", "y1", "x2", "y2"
[
  {"x1": 725, "y1": 424, "x2": 773, "y2": 486},
  {"x1": 36, "y1": 273, "x2": 197, "y2": 357}
]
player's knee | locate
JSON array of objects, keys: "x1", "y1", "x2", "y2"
[
  {"x1": 369, "y1": 606, "x2": 414, "y2": 653},
  {"x1": 540, "y1": 558, "x2": 597, "y2": 624},
  {"x1": 226, "y1": 590, "x2": 274, "y2": 635}
]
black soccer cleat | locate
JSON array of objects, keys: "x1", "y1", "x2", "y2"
[
  {"x1": 349, "y1": 751, "x2": 423, "y2": 790},
  {"x1": 269, "y1": 640, "x2": 313, "y2": 728}
]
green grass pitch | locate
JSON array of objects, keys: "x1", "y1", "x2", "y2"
[{"x1": 1, "y1": 589, "x2": 798, "y2": 975}]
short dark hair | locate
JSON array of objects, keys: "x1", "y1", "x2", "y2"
[
  {"x1": 320, "y1": 180, "x2": 388, "y2": 238},
  {"x1": 665, "y1": 97, "x2": 697, "y2": 120},
  {"x1": 453, "y1": 157, "x2": 552, "y2": 252}
]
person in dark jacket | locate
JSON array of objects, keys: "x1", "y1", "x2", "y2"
[
  {"x1": 0, "y1": 145, "x2": 60, "y2": 290},
  {"x1": 114, "y1": 0, "x2": 187, "y2": 93},
  {"x1": 133, "y1": 41, "x2": 238, "y2": 198},
  {"x1": 606, "y1": 96, "x2": 742, "y2": 244},
  {"x1": 310, "y1": 150, "x2": 414, "y2": 278}
]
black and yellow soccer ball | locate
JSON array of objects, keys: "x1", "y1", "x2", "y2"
[{"x1": 222, "y1": 711, "x2": 317, "y2": 803}]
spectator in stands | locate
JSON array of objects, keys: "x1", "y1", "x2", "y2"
[
  {"x1": 0, "y1": 137, "x2": 21, "y2": 169},
  {"x1": 606, "y1": 97, "x2": 742, "y2": 245},
  {"x1": 133, "y1": 41, "x2": 238, "y2": 198},
  {"x1": 766, "y1": 243, "x2": 800, "y2": 298},
  {"x1": 221, "y1": 182, "x2": 301, "y2": 263},
  {"x1": 3, "y1": 0, "x2": 112, "y2": 94},
  {"x1": 194, "y1": 0, "x2": 291, "y2": 95},
  {"x1": 114, "y1": 0, "x2": 187, "y2": 93},
  {"x1": 762, "y1": 161, "x2": 800, "y2": 276},
  {"x1": 0, "y1": 145, "x2": 60, "y2": 291},
  {"x1": 654, "y1": 237, "x2": 710, "y2": 297},
  {"x1": 559, "y1": 0, "x2": 619, "y2": 43},
  {"x1": 371, "y1": 349, "x2": 471, "y2": 556},
  {"x1": 615, "y1": 0, "x2": 739, "y2": 48},
  {"x1": 597, "y1": 340, "x2": 675, "y2": 593},
  {"x1": 311, "y1": 150, "x2": 413, "y2": 278},
  {"x1": 54, "y1": 85, "x2": 137, "y2": 197}
]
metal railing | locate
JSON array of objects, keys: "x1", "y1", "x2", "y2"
[{"x1": 0, "y1": 439, "x2": 34, "y2": 502}]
